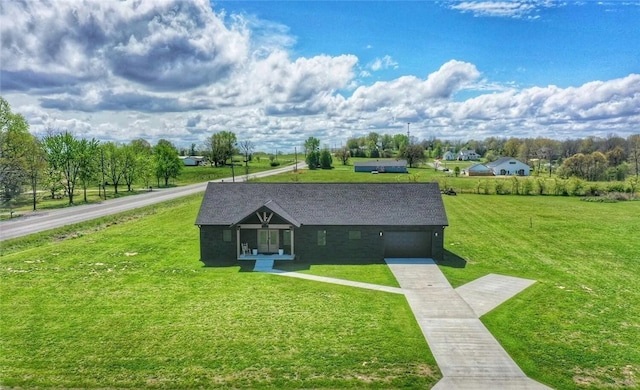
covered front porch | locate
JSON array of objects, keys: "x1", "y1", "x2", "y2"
[{"x1": 233, "y1": 202, "x2": 300, "y2": 261}]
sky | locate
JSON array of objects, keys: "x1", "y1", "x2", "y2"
[{"x1": 1, "y1": 0, "x2": 639, "y2": 152}]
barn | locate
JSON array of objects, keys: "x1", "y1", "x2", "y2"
[
  {"x1": 195, "y1": 182, "x2": 448, "y2": 266},
  {"x1": 354, "y1": 160, "x2": 408, "y2": 173}
]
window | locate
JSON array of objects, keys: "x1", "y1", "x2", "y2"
[
  {"x1": 317, "y1": 230, "x2": 326, "y2": 246},
  {"x1": 283, "y1": 230, "x2": 291, "y2": 246},
  {"x1": 223, "y1": 230, "x2": 232, "y2": 242},
  {"x1": 349, "y1": 231, "x2": 361, "y2": 240}
]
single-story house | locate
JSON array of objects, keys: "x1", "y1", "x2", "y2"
[
  {"x1": 457, "y1": 149, "x2": 481, "y2": 161},
  {"x1": 180, "y1": 156, "x2": 206, "y2": 166},
  {"x1": 487, "y1": 157, "x2": 530, "y2": 176},
  {"x1": 195, "y1": 182, "x2": 448, "y2": 266},
  {"x1": 442, "y1": 151, "x2": 456, "y2": 161},
  {"x1": 466, "y1": 163, "x2": 494, "y2": 176},
  {"x1": 354, "y1": 160, "x2": 408, "y2": 173}
]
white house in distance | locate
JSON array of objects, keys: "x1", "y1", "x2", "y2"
[
  {"x1": 457, "y1": 149, "x2": 481, "y2": 161},
  {"x1": 442, "y1": 150, "x2": 456, "y2": 161},
  {"x1": 486, "y1": 157, "x2": 530, "y2": 176}
]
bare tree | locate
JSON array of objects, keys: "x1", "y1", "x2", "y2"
[{"x1": 239, "y1": 140, "x2": 253, "y2": 175}]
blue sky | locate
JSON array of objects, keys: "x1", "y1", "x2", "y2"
[{"x1": 1, "y1": 0, "x2": 639, "y2": 151}]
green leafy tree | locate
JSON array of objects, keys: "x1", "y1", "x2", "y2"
[
  {"x1": 393, "y1": 134, "x2": 409, "y2": 150},
  {"x1": 0, "y1": 97, "x2": 32, "y2": 208},
  {"x1": 121, "y1": 144, "x2": 138, "y2": 192},
  {"x1": 24, "y1": 136, "x2": 47, "y2": 210},
  {"x1": 304, "y1": 136, "x2": 321, "y2": 169},
  {"x1": 306, "y1": 151, "x2": 320, "y2": 169},
  {"x1": 207, "y1": 131, "x2": 237, "y2": 167},
  {"x1": 319, "y1": 149, "x2": 333, "y2": 169},
  {"x1": 400, "y1": 144, "x2": 426, "y2": 168},
  {"x1": 43, "y1": 131, "x2": 82, "y2": 204},
  {"x1": 131, "y1": 139, "x2": 154, "y2": 189},
  {"x1": 101, "y1": 142, "x2": 125, "y2": 195},
  {"x1": 154, "y1": 139, "x2": 182, "y2": 186},
  {"x1": 627, "y1": 134, "x2": 640, "y2": 178},
  {"x1": 304, "y1": 136, "x2": 320, "y2": 157},
  {"x1": 77, "y1": 138, "x2": 100, "y2": 202}
]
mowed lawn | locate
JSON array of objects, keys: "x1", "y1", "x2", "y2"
[
  {"x1": 2, "y1": 188, "x2": 640, "y2": 388},
  {"x1": 0, "y1": 195, "x2": 437, "y2": 389},
  {"x1": 441, "y1": 195, "x2": 640, "y2": 389}
]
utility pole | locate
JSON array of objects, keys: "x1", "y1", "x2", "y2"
[
  {"x1": 100, "y1": 147, "x2": 105, "y2": 199},
  {"x1": 294, "y1": 147, "x2": 298, "y2": 172},
  {"x1": 407, "y1": 123, "x2": 411, "y2": 145}
]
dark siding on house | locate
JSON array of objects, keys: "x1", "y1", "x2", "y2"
[
  {"x1": 199, "y1": 226, "x2": 236, "y2": 266},
  {"x1": 201, "y1": 224, "x2": 444, "y2": 266},
  {"x1": 294, "y1": 225, "x2": 386, "y2": 263}
]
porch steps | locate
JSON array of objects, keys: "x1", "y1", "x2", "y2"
[{"x1": 253, "y1": 259, "x2": 275, "y2": 271}]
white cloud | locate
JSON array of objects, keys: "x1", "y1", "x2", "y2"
[
  {"x1": 1, "y1": 0, "x2": 638, "y2": 151},
  {"x1": 447, "y1": 0, "x2": 558, "y2": 19},
  {"x1": 369, "y1": 55, "x2": 399, "y2": 71}
]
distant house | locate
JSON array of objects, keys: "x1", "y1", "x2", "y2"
[
  {"x1": 457, "y1": 149, "x2": 481, "y2": 161},
  {"x1": 442, "y1": 151, "x2": 456, "y2": 161},
  {"x1": 354, "y1": 160, "x2": 408, "y2": 173},
  {"x1": 487, "y1": 157, "x2": 530, "y2": 176},
  {"x1": 466, "y1": 163, "x2": 494, "y2": 176},
  {"x1": 180, "y1": 156, "x2": 205, "y2": 166},
  {"x1": 195, "y1": 183, "x2": 448, "y2": 266}
]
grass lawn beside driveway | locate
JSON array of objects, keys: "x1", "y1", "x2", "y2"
[{"x1": 0, "y1": 194, "x2": 438, "y2": 389}]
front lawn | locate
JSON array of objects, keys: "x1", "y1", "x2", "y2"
[{"x1": 0, "y1": 194, "x2": 437, "y2": 389}]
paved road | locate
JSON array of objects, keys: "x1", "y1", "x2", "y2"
[{"x1": 0, "y1": 163, "x2": 304, "y2": 241}]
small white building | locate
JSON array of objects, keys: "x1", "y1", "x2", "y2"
[
  {"x1": 180, "y1": 156, "x2": 206, "y2": 166},
  {"x1": 442, "y1": 150, "x2": 456, "y2": 161},
  {"x1": 487, "y1": 157, "x2": 530, "y2": 176}
]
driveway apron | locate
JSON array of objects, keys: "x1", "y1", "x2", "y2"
[{"x1": 385, "y1": 258, "x2": 552, "y2": 389}]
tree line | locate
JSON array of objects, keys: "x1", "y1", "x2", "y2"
[
  {"x1": 333, "y1": 131, "x2": 639, "y2": 181},
  {"x1": 1, "y1": 97, "x2": 183, "y2": 210}
]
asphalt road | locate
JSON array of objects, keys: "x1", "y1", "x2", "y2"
[{"x1": 0, "y1": 163, "x2": 305, "y2": 241}]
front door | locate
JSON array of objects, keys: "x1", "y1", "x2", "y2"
[{"x1": 258, "y1": 229, "x2": 279, "y2": 254}]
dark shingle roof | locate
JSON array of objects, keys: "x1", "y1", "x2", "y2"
[
  {"x1": 195, "y1": 182, "x2": 448, "y2": 227},
  {"x1": 353, "y1": 160, "x2": 407, "y2": 167}
]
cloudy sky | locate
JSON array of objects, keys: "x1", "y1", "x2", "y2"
[{"x1": 1, "y1": 0, "x2": 639, "y2": 152}]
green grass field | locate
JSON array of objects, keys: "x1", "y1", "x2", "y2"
[
  {"x1": 1, "y1": 172, "x2": 639, "y2": 388},
  {"x1": 0, "y1": 195, "x2": 437, "y2": 389}
]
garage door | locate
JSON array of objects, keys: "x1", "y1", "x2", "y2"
[{"x1": 384, "y1": 231, "x2": 431, "y2": 258}]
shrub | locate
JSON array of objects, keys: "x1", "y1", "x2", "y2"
[
  {"x1": 494, "y1": 180, "x2": 506, "y2": 195},
  {"x1": 585, "y1": 183, "x2": 601, "y2": 196},
  {"x1": 511, "y1": 176, "x2": 520, "y2": 195},
  {"x1": 568, "y1": 177, "x2": 585, "y2": 196},
  {"x1": 553, "y1": 178, "x2": 568, "y2": 196},
  {"x1": 521, "y1": 178, "x2": 533, "y2": 195},
  {"x1": 270, "y1": 161, "x2": 281, "y2": 167},
  {"x1": 606, "y1": 182, "x2": 625, "y2": 193},
  {"x1": 536, "y1": 178, "x2": 546, "y2": 195}
]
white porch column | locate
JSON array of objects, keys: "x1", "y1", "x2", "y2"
[
  {"x1": 290, "y1": 228, "x2": 294, "y2": 256},
  {"x1": 236, "y1": 228, "x2": 240, "y2": 259}
]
